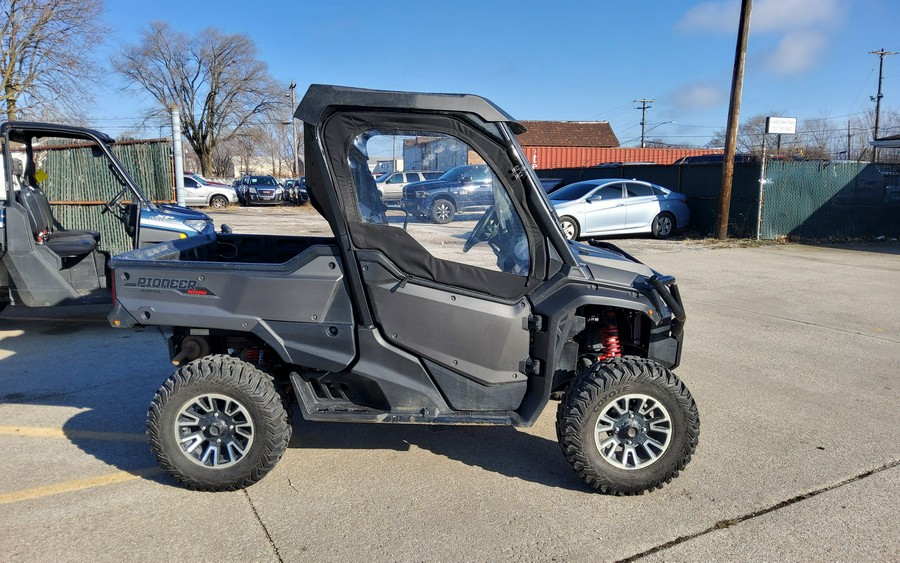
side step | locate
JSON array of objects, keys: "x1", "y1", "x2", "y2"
[{"x1": 288, "y1": 372, "x2": 514, "y2": 425}]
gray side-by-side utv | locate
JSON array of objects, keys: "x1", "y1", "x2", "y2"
[{"x1": 109, "y1": 85, "x2": 699, "y2": 494}]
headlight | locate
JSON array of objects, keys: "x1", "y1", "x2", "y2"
[
  {"x1": 184, "y1": 219, "x2": 210, "y2": 232},
  {"x1": 249, "y1": 187, "x2": 257, "y2": 194},
  {"x1": 415, "y1": 191, "x2": 429, "y2": 198},
  {"x1": 276, "y1": 187, "x2": 283, "y2": 194}
]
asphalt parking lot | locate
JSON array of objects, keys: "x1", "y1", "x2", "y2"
[{"x1": 1, "y1": 206, "x2": 898, "y2": 561}]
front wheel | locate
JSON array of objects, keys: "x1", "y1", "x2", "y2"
[
  {"x1": 429, "y1": 199, "x2": 456, "y2": 224},
  {"x1": 209, "y1": 195, "x2": 229, "y2": 209},
  {"x1": 559, "y1": 216, "x2": 579, "y2": 240},
  {"x1": 147, "y1": 355, "x2": 291, "y2": 491},
  {"x1": 556, "y1": 357, "x2": 699, "y2": 495}
]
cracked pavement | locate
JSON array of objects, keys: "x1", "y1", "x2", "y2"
[{"x1": 1, "y1": 209, "x2": 897, "y2": 561}]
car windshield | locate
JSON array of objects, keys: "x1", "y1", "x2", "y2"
[
  {"x1": 375, "y1": 172, "x2": 392, "y2": 183},
  {"x1": 251, "y1": 176, "x2": 277, "y2": 186},
  {"x1": 440, "y1": 165, "x2": 482, "y2": 182},
  {"x1": 190, "y1": 174, "x2": 209, "y2": 185},
  {"x1": 549, "y1": 182, "x2": 603, "y2": 202}
]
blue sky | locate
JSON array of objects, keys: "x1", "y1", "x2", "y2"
[{"x1": 92, "y1": 0, "x2": 898, "y2": 146}]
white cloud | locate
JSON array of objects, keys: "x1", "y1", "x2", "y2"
[
  {"x1": 677, "y1": 0, "x2": 841, "y2": 33},
  {"x1": 672, "y1": 83, "x2": 728, "y2": 109},
  {"x1": 765, "y1": 30, "x2": 828, "y2": 74}
]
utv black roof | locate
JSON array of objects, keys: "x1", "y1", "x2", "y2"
[
  {"x1": 1, "y1": 121, "x2": 116, "y2": 145},
  {"x1": 296, "y1": 84, "x2": 527, "y2": 134}
]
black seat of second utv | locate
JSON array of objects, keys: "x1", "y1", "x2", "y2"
[{"x1": 17, "y1": 184, "x2": 98, "y2": 259}]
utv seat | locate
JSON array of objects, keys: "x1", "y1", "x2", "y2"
[
  {"x1": 17, "y1": 184, "x2": 98, "y2": 259},
  {"x1": 29, "y1": 185, "x2": 101, "y2": 242}
]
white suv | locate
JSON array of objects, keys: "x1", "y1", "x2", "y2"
[
  {"x1": 376, "y1": 170, "x2": 443, "y2": 202},
  {"x1": 181, "y1": 174, "x2": 238, "y2": 209}
]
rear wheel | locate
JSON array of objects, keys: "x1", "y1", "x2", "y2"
[
  {"x1": 429, "y1": 199, "x2": 456, "y2": 224},
  {"x1": 147, "y1": 355, "x2": 291, "y2": 491},
  {"x1": 556, "y1": 357, "x2": 699, "y2": 494},
  {"x1": 652, "y1": 213, "x2": 675, "y2": 239},
  {"x1": 210, "y1": 195, "x2": 229, "y2": 209},
  {"x1": 559, "y1": 216, "x2": 579, "y2": 240}
]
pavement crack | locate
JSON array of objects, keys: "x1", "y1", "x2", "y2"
[
  {"x1": 619, "y1": 458, "x2": 900, "y2": 562},
  {"x1": 243, "y1": 489, "x2": 283, "y2": 563}
]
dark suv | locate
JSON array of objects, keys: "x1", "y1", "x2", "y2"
[{"x1": 401, "y1": 164, "x2": 493, "y2": 223}]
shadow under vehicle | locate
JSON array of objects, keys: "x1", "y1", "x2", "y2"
[
  {"x1": 108, "y1": 85, "x2": 699, "y2": 495},
  {"x1": 0, "y1": 122, "x2": 216, "y2": 312}
]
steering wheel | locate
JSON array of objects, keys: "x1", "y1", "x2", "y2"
[
  {"x1": 463, "y1": 206, "x2": 498, "y2": 252},
  {"x1": 102, "y1": 187, "x2": 129, "y2": 222}
]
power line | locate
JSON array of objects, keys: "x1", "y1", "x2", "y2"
[{"x1": 633, "y1": 98, "x2": 654, "y2": 148}]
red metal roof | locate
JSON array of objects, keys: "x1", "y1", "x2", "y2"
[{"x1": 521, "y1": 147, "x2": 724, "y2": 169}]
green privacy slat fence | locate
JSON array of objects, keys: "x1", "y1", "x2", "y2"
[
  {"x1": 38, "y1": 140, "x2": 173, "y2": 255},
  {"x1": 537, "y1": 162, "x2": 900, "y2": 239},
  {"x1": 761, "y1": 161, "x2": 900, "y2": 239}
]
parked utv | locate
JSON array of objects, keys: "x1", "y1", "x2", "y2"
[
  {"x1": 109, "y1": 85, "x2": 699, "y2": 495},
  {"x1": 0, "y1": 122, "x2": 216, "y2": 311}
]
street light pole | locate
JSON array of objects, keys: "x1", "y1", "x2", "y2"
[{"x1": 289, "y1": 81, "x2": 299, "y2": 176}]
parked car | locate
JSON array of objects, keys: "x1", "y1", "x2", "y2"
[
  {"x1": 376, "y1": 170, "x2": 444, "y2": 203},
  {"x1": 238, "y1": 175, "x2": 284, "y2": 205},
  {"x1": 401, "y1": 165, "x2": 494, "y2": 223},
  {"x1": 181, "y1": 174, "x2": 238, "y2": 209},
  {"x1": 549, "y1": 179, "x2": 690, "y2": 240},
  {"x1": 283, "y1": 178, "x2": 309, "y2": 205}
]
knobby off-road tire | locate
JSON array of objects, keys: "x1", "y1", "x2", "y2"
[
  {"x1": 147, "y1": 355, "x2": 291, "y2": 491},
  {"x1": 556, "y1": 356, "x2": 699, "y2": 495}
]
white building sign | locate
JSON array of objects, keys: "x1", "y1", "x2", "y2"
[{"x1": 766, "y1": 117, "x2": 797, "y2": 135}]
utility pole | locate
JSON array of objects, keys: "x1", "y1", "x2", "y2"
[
  {"x1": 847, "y1": 120, "x2": 852, "y2": 159},
  {"x1": 870, "y1": 49, "x2": 898, "y2": 163},
  {"x1": 715, "y1": 0, "x2": 752, "y2": 240},
  {"x1": 288, "y1": 81, "x2": 299, "y2": 176},
  {"x1": 634, "y1": 98, "x2": 654, "y2": 148}
]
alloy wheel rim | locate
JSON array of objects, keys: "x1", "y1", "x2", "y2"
[
  {"x1": 593, "y1": 393, "x2": 672, "y2": 470},
  {"x1": 658, "y1": 216, "x2": 673, "y2": 236},
  {"x1": 434, "y1": 202, "x2": 452, "y2": 222},
  {"x1": 174, "y1": 393, "x2": 255, "y2": 468}
]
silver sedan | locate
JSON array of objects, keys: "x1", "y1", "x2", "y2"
[{"x1": 550, "y1": 179, "x2": 690, "y2": 240}]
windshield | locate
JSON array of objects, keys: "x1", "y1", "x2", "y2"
[
  {"x1": 440, "y1": 165, "x2": 482, "y2": 182},
  {"x1": 549, "y1": 181, "x2": 601, "y2": 202}
]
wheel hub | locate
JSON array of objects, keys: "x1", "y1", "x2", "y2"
[
  {"x1": 174, "y1": 394, "x2": 255, "y2": 469},
  {"x1": 593, "y1": 393, "x2": 672, "y2": 470}
]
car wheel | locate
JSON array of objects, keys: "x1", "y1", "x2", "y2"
[
  {"x1": 210, "y1": 195, "x2": 228, "y2": 209},
  {"x1": 147, "y1": 355, "x2": 291, "y2": 491},
  {"x1": 556, "y1": 357, "x2": 699, "y2": 495},
  {"x1": 559, "y1": 216, "x2": 579, "y2": 240},
  {"x1": 429, "y1": 199, "x2": 456, "y2": 224},
  {"x1": 652, "y1": 213, "x2": 675, "y2": 239}
]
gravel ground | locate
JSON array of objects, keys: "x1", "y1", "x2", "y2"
[{"x1": 207, "y1": 203, "x2": 777, "y2": 260}]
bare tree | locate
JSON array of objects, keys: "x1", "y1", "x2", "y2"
[
  {"x1": 0, "y1": 0, "x2": 105, "y2": 120},
  {"x1": 113, "y1": 21, "x2": 282, "y2": 175}
]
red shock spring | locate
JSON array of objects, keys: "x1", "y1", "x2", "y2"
[
  {"x1": 241, "y1": 347, "x2": 262, "y2": 366},
  {"x1": 598, "y1": 312, "x2": 622, "y2": 361}
]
